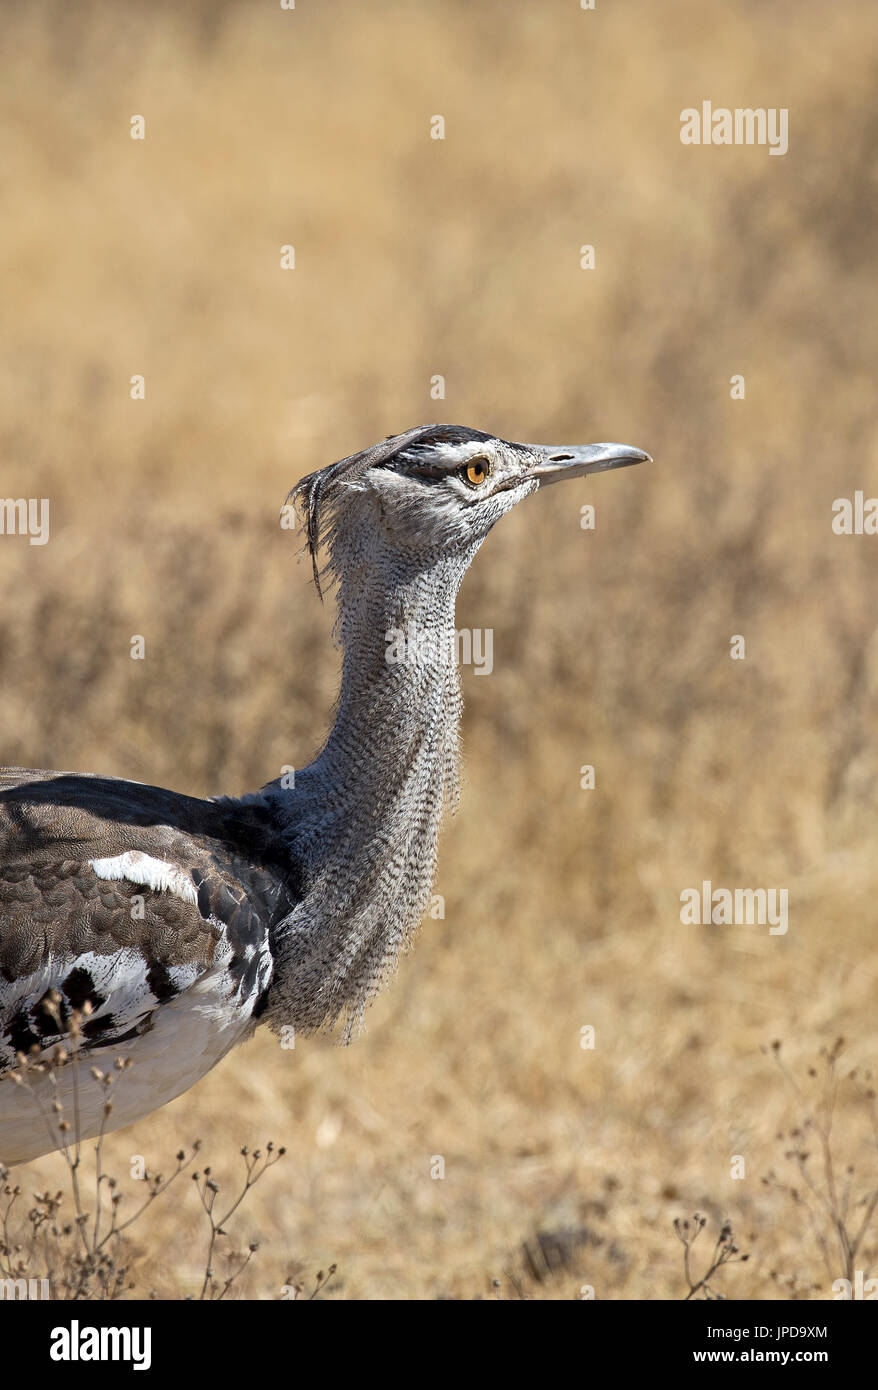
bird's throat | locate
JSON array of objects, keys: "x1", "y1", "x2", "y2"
[{"x1": 269, "y1": 548, "x2": 476, "y2": 1037}]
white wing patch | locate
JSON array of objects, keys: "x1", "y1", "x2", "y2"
[{"x1": 88, "y1": 850, "x2": 198, "y2": 904}]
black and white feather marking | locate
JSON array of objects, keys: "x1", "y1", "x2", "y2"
[{"x1": 0, "y1": 771, "x2": 300, "y2": 1164}]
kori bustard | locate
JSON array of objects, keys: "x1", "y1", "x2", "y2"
[{"x1": 0, "y1": 424, "x2": 649, "y2": 1164}]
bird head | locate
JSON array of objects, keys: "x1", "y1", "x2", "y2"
[{"x1": 290, "y1": 424, "x2": 650, "y2": 596}]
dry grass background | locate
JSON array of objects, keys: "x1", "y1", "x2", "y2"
[{"x1": 2, "y1": 0, "x2": 878, "y2": 1299}]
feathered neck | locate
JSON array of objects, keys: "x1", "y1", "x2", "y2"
[{"x1": 265, "y1": 522, "x2": 482, "y2": 1038}]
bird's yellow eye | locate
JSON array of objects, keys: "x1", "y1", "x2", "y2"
[{"x1": 463, "y1": 458, "x2": 489, "y2": 487}]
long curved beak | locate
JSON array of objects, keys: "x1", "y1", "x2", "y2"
[{"x1": 525, "y1": 442, "x2": 651, "y2": 486}]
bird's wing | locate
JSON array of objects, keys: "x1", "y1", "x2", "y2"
[{"x1": 0, "y1": 770, "x2": 297, "y2": 1073}]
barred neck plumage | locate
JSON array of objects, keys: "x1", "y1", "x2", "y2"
[{"x1": 265, "y1": 528, "x2": 483, "y2": 1039}]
